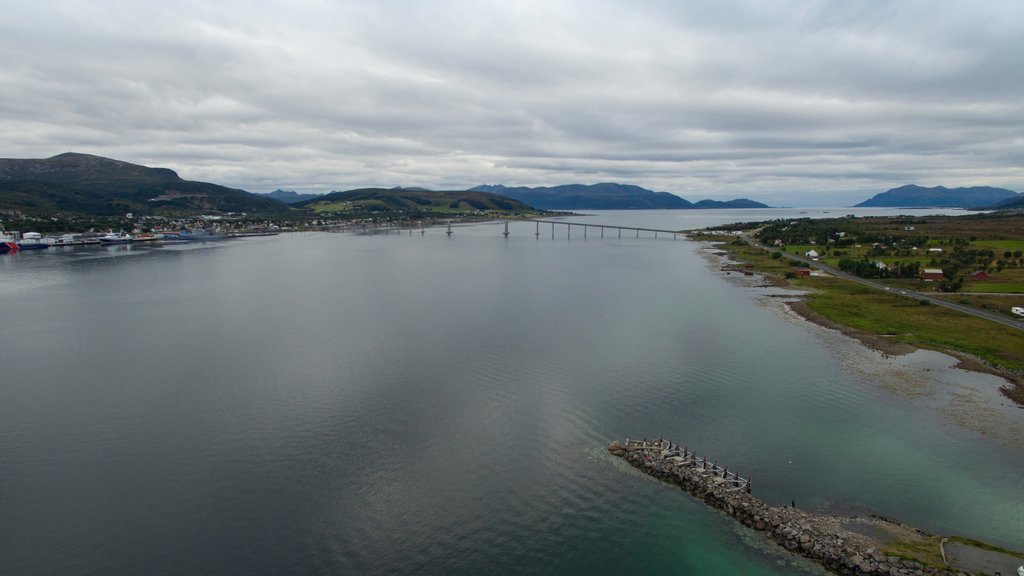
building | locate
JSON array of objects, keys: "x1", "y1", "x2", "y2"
[
  {"x1": 805, "y1": 249, "x2": 819, "y2": 260},
  {"x1": 922, "y1": 268, "x2": 944, "y2": 281},
  {"x1": 969, "y1": 270, "x2": 991, "y2": 281},
  {"x1": 793, "y1": 268, "x2": 811, "y2": 277}
]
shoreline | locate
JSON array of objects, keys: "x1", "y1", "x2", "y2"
[
  {"x1": 610, "y1": 439, "x2": 1024, "y2": 576},
  {"x1": 700, "y1": 242, "x2": 1024, "y2": 409}
]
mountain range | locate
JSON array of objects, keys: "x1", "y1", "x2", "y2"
[
  {"x1": 469, "y1": 183, "x2": 769, "y2": 210},
  {"x1": 0, "y1": 152, "x2": 285, "y2": 215},
  {"x1": 293, "y1": 187, "x2": 537, "y2": 214},
  {"x1": 854, "y1": 185, "x2": 1021, "y2": 208},
  {"x1": 265, "y1": 189, "x2": 321, "y2": 204}
]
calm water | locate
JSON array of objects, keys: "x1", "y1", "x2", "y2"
[{"x1": 1, "y1": 210, "x2": 1020, "y2": 575}]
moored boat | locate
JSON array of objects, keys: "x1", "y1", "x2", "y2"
[
  {"x1": 1, "y1": 230, "x2": 17, "y2": 254},
  {"x1": 99, "y1": 232, "x2": 134, "y2": 244},
  {"x1": 16, "y1": 232, "x2": 49, "y2": 251}
]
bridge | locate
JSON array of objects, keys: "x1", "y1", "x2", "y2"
[{"x1": 345, "y1": 219, "x2": 686, "y2": 240}]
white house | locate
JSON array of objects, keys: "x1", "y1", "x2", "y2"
[{"x1": 805, "y1": 249, "x2": 819, "y2": 260}]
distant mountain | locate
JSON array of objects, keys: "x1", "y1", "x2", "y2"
[
  {"x1": 293, "y1": 188, "x2": 539, "y2": 215},
  {"x1": 265, "y1": 189, "x2": 321, "y2": 204},
  {"x1": 0, "y1": 152, "x2": 286, "y2": 215},
  {"x1": 692, "y1": 198, "x2": 768, "y2": 209},
  {"x1": 469, "y1": 183, "x2": 769, "y2": 210},
  {"x1": 985, "y1": 194, "x2": 1024, "y2": 210},
  {"x1": 855, "y1": 185, "x2": 1020, "y2": 208}
]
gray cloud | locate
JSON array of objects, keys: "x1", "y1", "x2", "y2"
[{"x1": 0, "y1": 0, "x2": 1021, "y2": 206}]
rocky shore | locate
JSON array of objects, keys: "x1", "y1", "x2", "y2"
[{"x1": 610, "y1": 439, "x2": 962, "y2": 576}]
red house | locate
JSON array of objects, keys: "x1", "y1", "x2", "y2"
[
  {"x1": 969, "y1": 270, "x2": 990, "y2": 281},
  {"x1": 922, "y1": 268, "x2": 944, "y2": 281}
]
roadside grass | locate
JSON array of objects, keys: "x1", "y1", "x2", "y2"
[
  {"x1": 929, "y1": 293, "x2": 1024, "y2": 322},
  {"x1": 964, "y1": 282, "x2": 1024, "y2": 293},
  {"x1": 804, "y1": 280, "x2": 1024, "y2": 370}
]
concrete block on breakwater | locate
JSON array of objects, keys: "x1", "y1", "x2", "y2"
[{"x1": 609, "y1": 439, "x2": 962, "y2": 576}]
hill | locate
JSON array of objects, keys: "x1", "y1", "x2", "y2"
[
  {"x1": 986, "y1": 194, "x2": 1024, "y2": 210},
  {"x1": 293, "y1": 188, "x2": 541, "y2": 216},
  {"x1": 692, "y1": 198, "x2": 769, "y2": 209},
  {"x1": 855, "y1": 184, "x2": 1020, "y2": 208},
  {"x1": 0, "y1": 152, "x2": 286, "y2": 215},
  {"x1": 265, "y1": 189, "x2": 321, "y2": 204},
  {"x1": 469, "y1": 183, "x2": 769, "y2": 210}
]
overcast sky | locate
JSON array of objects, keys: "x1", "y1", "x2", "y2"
[{"x1": 1, "y1": 1, "x2": 1021, "y2": 206}]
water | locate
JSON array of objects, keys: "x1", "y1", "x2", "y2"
[{"x1": 1, "y1": 211, "x2": 1021, "y2": 575}]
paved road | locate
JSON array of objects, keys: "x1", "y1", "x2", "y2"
[{"x1": 739, "y1": 234, "x2": 1024, "y2": 331}]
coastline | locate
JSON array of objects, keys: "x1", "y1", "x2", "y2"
[
  {"x1": 700, "y1": 242, "x2": 1024, "y2": 410},
  {"x1": 610, "y1": 439, "x2": 1024, "y2": 576}
]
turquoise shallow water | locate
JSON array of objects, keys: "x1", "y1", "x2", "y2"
[{"x1": 0, "y1": 212, "x2": 1020, "y2": 575}]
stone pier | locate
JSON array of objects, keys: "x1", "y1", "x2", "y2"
[{"x1": 609, "y1": 439, "x2": 962, "y2": 576}]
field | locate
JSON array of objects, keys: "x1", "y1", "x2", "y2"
[{"x1": 693, "y1": 225, "x2": 1024, "y2": 387}]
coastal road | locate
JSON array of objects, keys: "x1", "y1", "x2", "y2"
[{"x1": 737, "y1": 234, "x2": 1024, "y2": 331}]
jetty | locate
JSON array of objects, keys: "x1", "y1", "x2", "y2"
[{"x1": 611, "y1": 438, "x2": 975, "y2": 576}]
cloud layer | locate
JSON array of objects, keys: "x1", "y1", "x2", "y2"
[{"x1": 1, "y1": 0, "x2": 1021, "y2": 205}]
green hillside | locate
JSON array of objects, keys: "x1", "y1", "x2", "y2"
[
  {"x1": 293, "y1": 188, "x2": 543, "y2": 217},
  {"x1": 0, "y1": 152, "x2": 286, "y2": 215}
]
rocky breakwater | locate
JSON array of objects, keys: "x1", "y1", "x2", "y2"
[{"x1": 609, "y1": 439, "x2": 960, "y2": 576}]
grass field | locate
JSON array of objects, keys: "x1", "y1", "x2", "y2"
[{"x1": 694, "y1": 235, "x2": 1024, "y2": 373}]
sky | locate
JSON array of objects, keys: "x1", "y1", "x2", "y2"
[{"x1": 0, "y1": 1, "x2": 1021, "y2": 207}]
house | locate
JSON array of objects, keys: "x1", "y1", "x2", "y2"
[
  {"x1": 793, "y1": 268, "x2": 811, "y2": 277},
  {"x1": 805, "y1": 249, "x2": 819, "y2": 260},
  {"x1": 922, "y1": 268, "x2": 944, "y2": 281},
  {"x1": 874, "y1": 261, "x2": 889, "y2": 270},
  {"x1": 969, "y1": 270, "x2": 990, "y2": 281},
  {"x1": 928, "y1": 247, "x2": 943, "y2": 253}
]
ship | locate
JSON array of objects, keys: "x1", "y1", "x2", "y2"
[
  {"x1": 99, "y1": 232, "x2": 134, "y2": 244},
  {"x1": 15, "y1": 232, "x2": 49, "y2": 251}
]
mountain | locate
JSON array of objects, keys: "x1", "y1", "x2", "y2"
[
  {"x1": 471, "y1": 183, "x2": 690, "y2": 209},
  {"x1": 986, "y1": 194, "x2": 1024, "y2": 210},
  {"x1": 855, "y1": 185, "x2": 1020, "y2": 208},
  {"x1": 692, "y1": 198, "x2": 768, "y2": 209},
  {"x1": 469, "y1": 183, "x2": 769, "y2": 210},
  {"x1": 0, "y1": 152, "x2": 287, "y2": 216},
  {"x1": 265, "y1": 189, "x2": 321, "y2": 204},
  {"x1": 293, "y1": 188, "x2": 539, "y2": 215}
]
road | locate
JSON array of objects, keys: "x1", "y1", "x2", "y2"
[{"x1": 739, "y1": 234, "x2": 1024, "y2": 331}]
